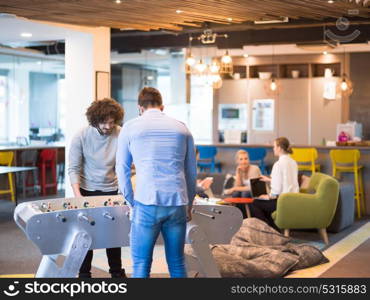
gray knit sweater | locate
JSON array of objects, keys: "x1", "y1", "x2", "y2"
[{"x1": 68, "y1": 125, "x2": 121, "y2": 192}]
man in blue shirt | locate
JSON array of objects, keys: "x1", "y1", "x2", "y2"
[{"x1": 116, "y1": 87, "x2": 197, "y2": 278}]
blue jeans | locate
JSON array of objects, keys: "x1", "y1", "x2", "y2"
[{"x1": 130, "y1": 201, "x2": 187, "y2": 278}]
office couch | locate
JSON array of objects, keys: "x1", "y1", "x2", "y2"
[{"x1": 327, "y1": 181, "x2": 355, "y2": 233}]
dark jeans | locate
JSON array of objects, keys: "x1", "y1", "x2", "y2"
[
  {"x1": 249, "y1": 198, "x2": 279, "y2": 230},
  {"x1": 231, "y1": 191, "x2": 252, "y2": 219},
  {"x1": 79, "y1": 188, "x2": 123, "y2": 278}
]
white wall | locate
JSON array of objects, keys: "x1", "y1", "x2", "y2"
[
  {"x1": 215, "y1": 76, "x2": 342, "y2": 146},
  {"x1": 278, "y1": 79, "x2": 309, "y2": 145},
  {"x1": 310, "y1": 78, "x2": 342, "y2": 145},
  {"x1": 169, "y1": 55, "x2": 186, "y2": 104},
  {"x1": 63, "y1": 27, "x2": 110, "y2": 197}
]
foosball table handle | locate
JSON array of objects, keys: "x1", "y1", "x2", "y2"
[
  {"x1": 78, "y1": 213, "x2": 95, "y2": 226},
  {"x1": 103, "y1": 212, "x2": 115, "y2": 221}
]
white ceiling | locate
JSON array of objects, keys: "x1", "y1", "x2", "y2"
[{"x1": 0, "y1": 15, "x2": 70, "y2": 47}]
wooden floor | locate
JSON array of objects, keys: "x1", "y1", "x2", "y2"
[
  {"x1": 286, "y1": 221, "x2": 370, "y2": 278},
  {"x1": 0, "y1": 194, "x2": 369, "y2": 278},
  {"x1": 320, "y1": 238, "x2": 370, "y2": 278}
]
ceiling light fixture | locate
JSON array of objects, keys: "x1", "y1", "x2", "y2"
[
  {"x1": 327, "y1": 0, "x2": 334, "y2": 3},
  {"x1": 220, "y1": 50, "x2": 233, "y2": 74},
  {"x1": 269, "y1": 45, "x2": 279, "y2": 92},
  {"x1": 115, "y1": 0, "x2": 122, "y2": 4},
  {"x1": 194, "y1": 29, "x2": 228, "y2": 44},
  {"x1": 270, "y1": 78, "x2": 277, "y2": 91},
  {"x1": 227, "y1": 18, "x2": 233, "y2": 22},
  {"x1": 254, "y1": 16, "x2": 289, "y2": 24},
  {"x1": 340, "y1": 78, "x2": 348, "y2": 91},
  {"x1": 194, "y1": 59, "x2": 207, "y2": 74},
  {"x1": 176, "y1": 10, "x2": 183, "y2": 14},
  {"x1": 185, "y1": 54, "x2": 196, "y2": 67},
  {"x1": 185, "y1": 30, "x2": 232, "y2": 89},
  {"x1": 20, "y1": 32, "x2": 32, "y2": 38},
  {"x1": 243, "y1": 53, "x2": 249, "y2": 58},
  {"x1": 323, "y1": 51, "x2": 328, "y2": 55},
  {"x1": 221, "y1": 50, "x2": 232, "y2": 64}
]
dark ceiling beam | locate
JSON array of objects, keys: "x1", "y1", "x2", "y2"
[
  {"x1": 111, "y1": 24, "x2": 370, "y2": 53},
  {"x1": 111, "y1": 17, "x2": 370, "y2": 37},
  {"x1": 26, "y1": 23, "x2": 370, "y2": 55}
]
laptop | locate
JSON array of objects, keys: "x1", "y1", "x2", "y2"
[{"x1": 250, "y1": 178, "x2": 269, "y2": 200}]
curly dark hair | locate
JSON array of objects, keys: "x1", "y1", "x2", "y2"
[{"x1": 85, "y1": 98, "x2": 124, "y2": 127}]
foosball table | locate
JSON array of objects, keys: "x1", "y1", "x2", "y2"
[{"x1": 14, "y1": 196, "x2": 243, "y2": 278}]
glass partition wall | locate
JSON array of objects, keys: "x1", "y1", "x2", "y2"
[
  {"x1": 111, "y1": 51, "x2": 214, "y2": 144},
  {"x1": 0, "y1": 51, "x2": 65, "y2": 145}
]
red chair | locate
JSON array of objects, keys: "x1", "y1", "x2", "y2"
[
  {"x1": 38, "y1": 149, "x2": 57, "y2": 196},
  {"x1": 19, "y1": 150, "x2": 39, "y2": 198}
]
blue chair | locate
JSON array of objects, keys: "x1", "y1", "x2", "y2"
[
  {"x1": 242, "y1": 147, "x2": 267, "y2": 175},
  {"x1": 196, "y1": 146, "x2": 222, "y2": 173}
]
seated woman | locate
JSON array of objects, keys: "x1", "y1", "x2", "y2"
[
  {"x1": 250, "y1": 137, "x2": 299, "y2": 229},
  {"x1": 224, "y1": 150, "x2": 261, "y2": 217}
]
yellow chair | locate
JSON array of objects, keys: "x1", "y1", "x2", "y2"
[
  {"x1": 291, "y1": 148, "x2": 320, "y2": 174},
  {"x1": 330, "y1": 149, "x2": 365, "y2": 219},
  {"x1": 0, "y1": 151, "x2": 15, "y2": 202}
]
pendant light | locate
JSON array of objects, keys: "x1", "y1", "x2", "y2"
[
  {"x1": 195, "y1": 58, "x2": 207, "y2": 74},
  {"x1": 185, "y1": 35, "x2": 195, "y2": 74},
  {"x1": 270, "y1": 78, "x2": 277, "y2": 91},
  {"x1": 270, "y1": 45, "x2": 278, "y2": 92},
  {"x1": 220, "y1": 50, "x2": 233, "y2": 74},
  {"x1": 340, "y1": 46, "x2": 353, "y2": 95},
  {"x1": 184, "y1": 29, "x2": 231, "y2": 88}
]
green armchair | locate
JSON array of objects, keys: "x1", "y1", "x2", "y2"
[{"x1": 271, "y1": 172, "x2": 339, "y2": 244}]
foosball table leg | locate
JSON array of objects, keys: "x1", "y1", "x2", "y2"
[
  {"x1": 185, "y1": 224, "x2": 221, "y2": 278},
  {"x1": 36, "y1": 231, "x2": 92, "y2": 278}
]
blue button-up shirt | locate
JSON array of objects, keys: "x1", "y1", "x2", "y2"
[{"x1": 116, "y1": 108, "x2": 197, "y2": 207}]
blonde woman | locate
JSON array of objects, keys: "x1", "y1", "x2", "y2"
[{"x1": 224, "y1": 150, "x2": 261, "y2": 217}]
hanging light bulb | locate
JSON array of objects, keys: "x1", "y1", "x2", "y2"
[
  {"x1": 186, "y1": 54, "x2": 196, "y2": 66},
  {"x1": 221, "y1": 50, "x2": 232, "y2": 64},
  {"x1": 270, "y1": 78, "x2": 277, "y2": 91},
  {"x1": 209, "y1": 60, "x2": 220, "y2": 73},
  {"x1": 340, "y1": 46, "x2": 354, "y2": 95},
  {"x1": 195, "y1": 59, "x2": 207, "y2": 74},
  {"x1": 220, "y1": 50, "x2": 233, "y2": 75},
  {"x1": 341, "y1": 78, "x2": 348, "y2": 91},
  {"x1": 212, "y1": 74, "x2": 223, "y2": 89}
]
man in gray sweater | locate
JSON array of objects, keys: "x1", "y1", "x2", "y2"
[{"x1": 68, "y1": 98, "x2": 125, "y2": 278}]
